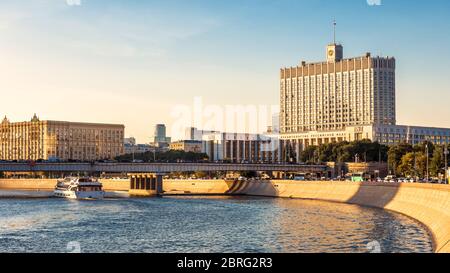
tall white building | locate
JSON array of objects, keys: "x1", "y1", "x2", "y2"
[
  {"x1": 280, "y1": 40, "x2": 450, "y2": 161},
  {"x1": 281, "y1": 43, "x2": 396, "y2": 134}
]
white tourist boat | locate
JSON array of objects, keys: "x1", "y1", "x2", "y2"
[{"x1": 54, "y1": 177, "x2": 105, "y2": 200}]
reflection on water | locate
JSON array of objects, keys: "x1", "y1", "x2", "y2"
[{"x1": 0, "y1": 195, "x2": 433, "y2": 253}]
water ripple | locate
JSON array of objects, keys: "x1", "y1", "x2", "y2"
[{"x1": 0, "y1": 195, "x2": 433, "y2": 253}]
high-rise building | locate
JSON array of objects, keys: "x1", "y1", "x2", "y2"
[
  {"x1": 280, "y1": 35, "x2": 450, "y2": 159},
  {"x1": 280, "y1": 44, "x2": 396, "y2": 134},
  {"x1": 154, "y1": 124, "x2": 168, "y2": 143},
  {"x1": 152, "y1": 124, "x2": 171, "y2": 149},
  {"x1": 0, "y1": 114, "x2": 124, "y2": 161}
]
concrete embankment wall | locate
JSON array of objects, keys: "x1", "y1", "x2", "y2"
[{"x1": 164, "y1": 180, "x2": 450, "y2": 253}]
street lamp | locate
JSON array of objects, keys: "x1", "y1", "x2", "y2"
[
  {"x1": 425, "y1": 143, "x2": 429, "y2": 182},
  {"x1": 444, "y1": 146, "x2": 449, "y2": 183}
]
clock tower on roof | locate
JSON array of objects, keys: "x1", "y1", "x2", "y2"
[
  {"x1": 327, "y1": 43, "x2": 343, "y2": 63},
  {"x1": 327, "y1": 20, "x2": 343, "y2": 63}
]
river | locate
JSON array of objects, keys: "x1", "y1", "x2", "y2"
[{"x1": 0, "y1": 194, "x2": 433, "y2": 253}]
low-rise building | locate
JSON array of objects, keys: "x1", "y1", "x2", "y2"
[
  {"x1": 170, "y1": 140, "x2": 202, "y2": 153},
  {"x1": 0, "y1": 114, "x2": 124, "y2": 161},
  {"x1": 124, "y1": 143, "x2": 152, "y2": 155},
  {"x1": 189, "y1": 128, "x2": 282, "y2": 163},
  {"x1": 281, "y1": 124, "x2": 450, "y2": 150}
]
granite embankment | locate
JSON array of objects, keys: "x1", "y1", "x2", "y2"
[{"x1": 1, "y1": 178, "x2": 449, "y2": 252}]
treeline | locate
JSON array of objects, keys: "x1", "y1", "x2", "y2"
[
  {"x1": 298, "y1": 140, "x2": 388, "y2": 164},
  {"x1": 115, "y1": 150, "x2": 209, "y2": 163},
  {"x1": 300, "y1": 140, "x2": 449, "y2": 178},
  {"x1": 388, "y1": 142, "x2": 449, "y2": 178}
]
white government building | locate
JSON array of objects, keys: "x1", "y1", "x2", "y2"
[
  {"x1": 184, "y1": 39, "x2": 450, "y2": 163},
  {"x1": 280, "y1": 41, "x2": 450, "y2": 154}
]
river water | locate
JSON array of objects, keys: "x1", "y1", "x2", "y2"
[{"x1": 0, "y1": 194, "x2": 433, "y2": 253}]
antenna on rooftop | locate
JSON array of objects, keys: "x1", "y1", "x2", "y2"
[{"x1": 333, "y1": 19, "x2": 337, "y2": 45}]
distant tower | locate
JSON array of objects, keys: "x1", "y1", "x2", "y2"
[
  {"x1": 153, "y1": 124, "x2": 171, "y2": 148},
  {"x1": 327, "y1": 20, "x2": 343, "y2": 62},
  {"x1": 154, "y1": 124, "x2": 167, "y2": 143}
]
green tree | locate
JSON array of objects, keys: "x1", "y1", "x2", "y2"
[
  {"x1": 388, "y1": 142, "x2": 413, "y2": 175},
  {"x1": 240, "y1": 171, "x2": 257, "y2": 178},
  {"x1": 430, "y1": 146, "x2": 444, "y2": 177},
  {"x1": 414, "y1": 141, "x2": 435, "y2": 154},
  {"x1": 305, "y1": 140, "x2": 389, "y2": 164},
  {"x1": 115, "y1": 150, "x2": 209, "y2": 162},
  {"x1": 397, "y1": 152, "x2": 427, "y2": 178},
  {"x1": 300, "y1": 146, "x2": 318, "y2": 164},
  {"x1": 194, "y1": 171, "x2": 209, "y2": 179}
]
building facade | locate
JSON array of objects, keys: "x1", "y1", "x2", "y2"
[
  {"x1": 124, "y1": 143, "x2": 152, "y2": 155},
  {"x1": 152, "y1": 124, "x2": 171, "y2": 150},
  {"x1": 124, "y1": 137, "x2": 136, "y2": 146},
  {"x1": 199, "y1": 131, "x2": 281, "y2": 163},
  {"x1": 280, "y1": 42, "x2": 450, "y2": 162},
  {"x1": 153, "y1": 124, "x2": 171, "y2": 144},
  {"x1": 0, "y1": 115, "x2": 124, "y2": 161},
  {"x1": 170, "y1": 140, "x2": 203, "y2": 153},
  {"x1": 280, "y1": 43, "x2": 396, "y2": 134},
  {"x1": 281, "y1": 124, "x2": 450, "y2": 148},
  {"x1": 185, "y1": 127, "x2": 220, "y2": 141}
]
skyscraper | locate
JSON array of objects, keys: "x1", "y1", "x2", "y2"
[
  {"x1": 279, "y1": 27, "x2": 450, "y2": 161},
  {"x1": 153, "y1": 124, "x2": 171, "y2": 148},
  {"x1": 280, "y1": 44, "x2": 396, "y2": 134}
]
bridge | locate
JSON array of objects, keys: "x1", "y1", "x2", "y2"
[{"x1": 0, "y1": 162, "x2": 327, "y2": 174}]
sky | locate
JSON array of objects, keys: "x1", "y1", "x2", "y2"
[{"x1": 1, "y1": 0, "x2": 450, "y2": 142}]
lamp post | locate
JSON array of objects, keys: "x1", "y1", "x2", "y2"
[
  {"x1": 426, "y1": 143, "x2": 429, "y2": 182},
  {"x1": 444, "y1": 146, "x2": 449, "y2": 184}
]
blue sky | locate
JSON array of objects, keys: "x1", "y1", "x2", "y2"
[{"x1": 1, "y1": 0, "x2": 450, "y2": 141}]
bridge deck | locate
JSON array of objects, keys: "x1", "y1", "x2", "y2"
[{"x1": 0, "y1": 163, "x2": 327, "y2": 173}]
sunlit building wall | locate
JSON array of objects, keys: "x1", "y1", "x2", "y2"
[{"x1": 0, "y1": 114, "x2": 124, "y2": 161}]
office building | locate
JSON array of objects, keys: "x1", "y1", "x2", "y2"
[
  {"x1": 0, "y1": 114, "x2": 124, "y2": 161},
  {"x1": 280, "y1": 38, "x2": 450, "y2": 160},
  {"x1": 170, "y1": 140, "x2": 203, "y2": 153},
  {"x1": 153, "y1": 124, "x2": 171, "y2": 149}
]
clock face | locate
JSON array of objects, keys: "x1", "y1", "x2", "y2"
[{"x1": 328, "y1": 50, "x2": 334, "y2": 57}]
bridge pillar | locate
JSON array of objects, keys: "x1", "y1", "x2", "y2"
[
  {"x1": 129, "y1": 173, "x2": 163, "y2": 197},
  {"x1": 236, "y1": 140, "x2": 240, "y2": 163},
  {"x1": 295, "y1": 139, "x2": 301, "y2": 163}
]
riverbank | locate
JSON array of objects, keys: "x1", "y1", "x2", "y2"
[{"x1": 1, "y1": 178, "x2": 449, "y2": 253}]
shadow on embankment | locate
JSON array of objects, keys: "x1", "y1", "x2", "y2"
[
  {"x1": 225, "y1": 180, "x2": 280, "y2": 196},
  {"x1": 346, "y1": 182, "x2": 400, "y2": 210}
]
